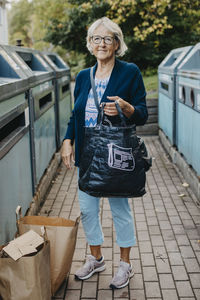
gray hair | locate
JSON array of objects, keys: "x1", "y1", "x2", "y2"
[{"x1": 86, "y1": 17, "x2": 128, "y2": 57}]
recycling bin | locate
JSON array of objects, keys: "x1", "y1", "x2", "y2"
[
  {"x1": 176, "y1": 43, "x2": 200, "y2": 176},
  {"x1": 158, "y1": 46, "x2": 192, "y2": 145},
  {"x1": 41, "y1": 52, "x2": 71, "y2": 149},
  {"x1": 0, "y1": 46, "x2": 32, "y2": 244},
  {"x1": 3, "y1": 45, "x2": 57, "y2": 188}
]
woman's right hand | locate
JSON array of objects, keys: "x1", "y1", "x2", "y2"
[{"x1": 61, "y1": 139, "x2": 75, "y2": 169}]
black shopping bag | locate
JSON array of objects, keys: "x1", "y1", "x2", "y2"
[{"x1": 79, "y1": 101, "x2": 152, "y2": 198}]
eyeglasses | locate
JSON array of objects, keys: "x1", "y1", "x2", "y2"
[{"x1": 91, "y1": 35, "x2": 116, "y2": 45}]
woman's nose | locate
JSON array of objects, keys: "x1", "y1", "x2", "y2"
[{"x1": 99, "y1": 38, "x2": 106, "y2": 46}]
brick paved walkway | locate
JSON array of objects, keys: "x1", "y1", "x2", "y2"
[{"x1": 40, "y1": 136, "x2": 200, "y2": 300}]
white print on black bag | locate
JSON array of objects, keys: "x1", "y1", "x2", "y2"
[{"x1": 107, "y1": 143, "x2": 135, "y2": 171}]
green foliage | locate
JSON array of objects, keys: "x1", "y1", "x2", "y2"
[
  {"x1": 8, "y1": 0, "x2": 200, "y2": 73},
  {"x1": 8, "y1": 0, "x2": 33, "y2": 46}
]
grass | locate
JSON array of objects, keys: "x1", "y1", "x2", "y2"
[{"x1": 143, "y1": 74, "x2": 158, "y2": 99}]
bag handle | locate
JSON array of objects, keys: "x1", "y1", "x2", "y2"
[
  {"x1": 90, "y1": 67, "x2": 100, "y2": 113},
  {"x1": 90, "y1": 67, "x2": 127, "y2": 127}
]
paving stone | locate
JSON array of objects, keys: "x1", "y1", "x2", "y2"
[
  {"x1": 146, "y1": 217, "x2": 158, "y2": 226},
  {"x1": 148, "y1": 225, "x2": 161, "y2": 235},
  {"x1": 97, "y1": 290, "x2": 112, "y2": 300},
  {"x1": 129, "y1": 289, "x2": 145, "y2": 300},
  {"x1": 184, "y1": 258, "x2": 200, "y2": 273},
  {"x1": 98, "y1": 275, "x2": 112, "y2": 289},
  {"x1": 162, "y1": 289, "x2": 179, "y2": 300},
  {"x1": 143, "y1": 266, "x2": 158, "y2": 281},
  {"x1": 129, "y1": 273, "x2": 143, "y2": 289},
  {"x1": 136, "y1": 222, "x2": 148, "y2": 231},
  {"x1": 135, "y1": 214, "x2": 146, "y2": 222},
  {"x1": 179, "y1": 298, "x2": 195, "y2": 300},
  {"x1": 166, "y1": 208, "x2": 178, "y2": 216},
  {"x1": 138, "y1": 241, "x2": 152, "y2": 253},
  {"x1": 113, "y1": 287, "x2": 129, "y2": 298},
  {"x1": 159, "y1": 273, "x2": 175, "y2": 288},
  {"x1": 176, "y1": 234, "x2": 190, "y2": 246},
  {"x1": 141, "y1": 253, "x2": 155, "y2": 266},
  {"x1": 132, "y1": 259, "x2": 142, "y2": 274},
  {"x1": 144, "y1": 282, "x2": 161, "y2": 298},
  {"x1": 179, "y1": 245, "x2": 195, "y2": 258},
  {"x1": 172, "y1": 265, "x2": 188, "y2": 280},
  {"x1": 168, "y1": 252, "x2": 184, "y2": 265},
  {"x1": 194, "y1": 289, "x2": 200, "y2": 299},
  {"x1": 190, "y1": 240, "x2": 200, "y2": 251},
  {"x1": 81, "y1": 281, "x2": 97, "y2": 298},
  {"x1": 137, "y1": 231, "x2": 150, "y2": 241},
  {"x1": 67, "y1": 275, "x2": 82, "y2": 289},
  {"x1": 157, "y1": 213, "x2": 169, "y2": 222},
  {"x1": 176, "y1": 281, "x2": 194, "y2": 297},
  {"x1": 169, "y1": 216, "x2": 182, "y2": 225},
  {"x1": 189, "y1": 273, "x2": 200, "y2": 288},
  {"x1": 151, "y1": 235, "x2": 164, "y2": 246},
  {"x1": 155, "y1": 258, "x2": 171, "y2": 273},
  {"x1": 164, "y1": 240, "x2": 179, "y2": 252},
  {"x1": 153, "y1": 246, "x2": 167, "y2": 259},
  {"x1": 64, "y1": 289, "x2": 80, "y2": 300},
  {"x1": 161, "y1": 229, "x2": 175, "y2": 240}
]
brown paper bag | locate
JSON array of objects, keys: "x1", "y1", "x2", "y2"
[
  {"x1": 0, "y1": 240, "x2": 51, "y2": 300},
  {"x1": 16, "y1": 207, "x2": 80, "y2": 295}
]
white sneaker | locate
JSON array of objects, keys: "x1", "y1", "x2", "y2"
[
  {"x1": 110, "y1": 261, "x2": 134, "y2": 289},
  {"x1": 75, "y1": 255, "x2": 106, "y2": 280}
]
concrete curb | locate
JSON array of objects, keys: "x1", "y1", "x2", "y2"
[
  {"x1": 159, "y1": 129, "x2": 200, "y2": 206},
  {"x1": 28, "y1": 152, "x2": 62, "y2": 215}
]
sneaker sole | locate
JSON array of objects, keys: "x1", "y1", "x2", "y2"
[
  {"x1": 109, "y1": 271, "x2": 134, "y2": 289},
  {"x1": 75, "y1": 265, "x2": 106, "y2": 280}
]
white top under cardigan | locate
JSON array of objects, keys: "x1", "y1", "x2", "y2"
[{"x1": 85, "y1": 76, "x2": 110, "y2": 127}]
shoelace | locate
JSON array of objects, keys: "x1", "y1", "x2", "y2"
[
  {"x1": 82, "y1": 255, "x2": 96, "y2": 271},
  {"x1": 115, "y1": 263, "x2": 130, "y2": 279}
]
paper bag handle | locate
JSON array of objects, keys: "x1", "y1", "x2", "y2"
[
  {"x1": 75, "y1": 215, "x2": 81, "y2": 226},
  {"x1": 15, "y1": 206, "x2": 22, "y2": 235},
  {"x1": 16, "y1": 205, "x2": 22, "y2": 220}
]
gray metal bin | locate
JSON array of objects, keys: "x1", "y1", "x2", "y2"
[
  {"x1": 41, "y1": 52, "x2": 71, "y2": 149},
  {"x1": 0, "y1": 46, "x2": 32, "y2": 244},
  {"x1": 176, "y1": 43, "x2": 200, "y2": 176},
  {"x1": 2, "y1": 46, "x2": 57, "y2": 190},
  {"x1": 158, "y1": 46, "x2": 192, "y2": 145}
]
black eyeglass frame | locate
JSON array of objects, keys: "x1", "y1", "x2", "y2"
[{"x1": 91, "y1": 35, "x2": 118, "y2": 45}]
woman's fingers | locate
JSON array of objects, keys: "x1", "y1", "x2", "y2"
[
  {"x1": 61, "y1": 141, "x2": 74, "y2": 169},
  {"x1": 104, "y1": 96, "x2": 124, "y2": 116}
]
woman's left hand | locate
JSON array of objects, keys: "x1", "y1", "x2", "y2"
[{"x1": 103, "y1": 96, "x2": 135, "y2": 118}]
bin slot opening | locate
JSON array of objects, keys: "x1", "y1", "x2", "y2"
[
  {"x1": 39, "y1": 93, "x2": 52, "y2": 109},
  {"x1": 62, "y1": 83, "x2": 69, "y2": 94},
  {"x1": 16, "y1": 51, "x2": 46, "y2": 72},
  {"x1": 0, "y1": 55, "x2": 20, "y2": 79},
  {"x1": 164, "y1": 51, "x2": 181, "y2": 66},
  {"x1": 0, "y1": 112, "x2": 25, "y2": 143},
  {"x1": 161, "y1": 82, "x2": 169, "y2": 91},
  {"x1": 48, "y1": 54, "x2": 66, "y2": 69},
  {"x1": 182, "y1": 86, "x2": 186, "y2": 103},
  {"x1": 190, "y1": 89, "x2": 195, "y2": 108}
]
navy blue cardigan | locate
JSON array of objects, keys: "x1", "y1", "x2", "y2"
[{"x1": 64, "y1": 58, "x2": 148, "y2": 166}]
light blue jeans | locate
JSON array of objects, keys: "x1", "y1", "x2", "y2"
[{"x1": 78, "y1": 188, "x2": 136, "y2": 248}]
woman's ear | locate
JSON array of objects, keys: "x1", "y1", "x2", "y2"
[{"x1": 115, "y1": 40, "x2": 120, "y2": 53}]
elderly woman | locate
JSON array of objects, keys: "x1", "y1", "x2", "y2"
[{"x1": 61, "y1": 17, "x2": 148, "y2": 289}]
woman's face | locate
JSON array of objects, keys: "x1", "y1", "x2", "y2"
[{"x1": 91, "y1": 25, "x2": 119, "y2": 63}]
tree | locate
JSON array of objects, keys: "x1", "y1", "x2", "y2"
[
  {"x1": 8, "y1": 0, "x2": 33, "y2": 47},
  {"x1": 8, "y1": 0, "x2": 200, "y2": 73}
]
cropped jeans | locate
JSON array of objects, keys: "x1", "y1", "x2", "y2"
[{"x1": 78, "y1": 188, "x2": 136, "y2": 248}]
